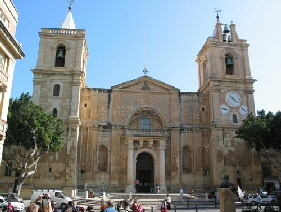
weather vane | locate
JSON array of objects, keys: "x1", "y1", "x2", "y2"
[
  {"x1": 214, "y1": 8, "x2": 221, "y2": 22},
  {"x1": 143, "y1": 36, "x2": 148, "y2": 75},
  {"x1": 68, "y1": 0, "x2": 75, "y2": 11}
]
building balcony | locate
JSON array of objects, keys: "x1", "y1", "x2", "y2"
[
  {"x1": 0, "y1": 69, "x2": 8, "y2": 91},
  {"x1": 125, "y1": 129, "x2": 168, "y2": 137}
]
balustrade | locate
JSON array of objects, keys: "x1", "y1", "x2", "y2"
[
  {"x1": 126, "y1": 129, "x2": 167, "y2": 137},
  {"x1": 0, "y1": 119, "x2": 6, "y2": 136},
  {"x1": 0, "y1": 69, "x2": 8, "y2": 91},
  {"x1": 41, "y1": 28, "x2": 85, "y2": 36}
]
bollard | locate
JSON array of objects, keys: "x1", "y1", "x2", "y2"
[
  {"x1": 196, "y1": 205, "x2": 198, "y2": 212},
  {"x1": 174, "y1": 205, "x2": 176, "y2": 212},
  {"x1": 187, "y1": 198, "x2": 189, "y2": 208},
  {"x1": 151, "y1": 206, "x2": 153, "y2": 212}
]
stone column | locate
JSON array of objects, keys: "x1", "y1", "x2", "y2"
[
  {"x1": 125, "y1": 140, "x2": 136, "y2": 193},
  {"x1": 159, "y1": 140, "x2": 167, "y2": 193}
]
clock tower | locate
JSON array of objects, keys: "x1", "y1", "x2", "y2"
[{"x1": 196, "y1": 17, "x2": 259, "y2": 186}]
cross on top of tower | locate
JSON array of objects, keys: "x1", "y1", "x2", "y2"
[
  {"x1": 214, "y1": 8, "x2": 221, "y2": 22},
  {"x1": 68, "y1": 0, "x2": 75, "y2": 11},
  {"x1": 143, "y1": 68, "x2": 148, "y2": 75}
]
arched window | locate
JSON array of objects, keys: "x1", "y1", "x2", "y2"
[
  {"x1": 53, "y1": 84, "x2": 60, "y2": 96},
  {"x1": 98, "y1": 145, "x2": 108, "y2": 172},
  {"x1": 233, "y1": 114, "x2": 238, "y2": 123},
  {"x1": 182, "y1": 146, "x2": 192, "y2": 173},
  {"x1": 225, "y1": 54, "x2": 234, "y2": 75},
  {"x1": 52, "y1": 108, "x2": 57, "y2": 117},
  {"x1": 55, "y1": 46, "x2": 66, "y2": 67}
]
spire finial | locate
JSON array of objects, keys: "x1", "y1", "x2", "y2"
[
  {"x1": 68, "y1": 0, "x2": 75, "y2": 11},
  {"x1": 214, "y1": 8, "x2": 221, "y2": 22},
  {"x1": 143, "y1": 36, "x2": 148, "y2": 76}
]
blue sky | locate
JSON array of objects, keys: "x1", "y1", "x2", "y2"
[{"x1": 12, "y1": 0, "x2": 281, "y2": 113}]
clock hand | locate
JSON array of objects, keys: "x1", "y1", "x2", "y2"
[
  {"x1": 222, "y1": 108, "x2": 228, "y2": 110},
  {"x1": 230, "y1": 95, "x2": 237, "y2": 102}
]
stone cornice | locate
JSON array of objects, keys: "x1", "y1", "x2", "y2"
[
  {"x1": 0, "y1": 21, "x2": 25, "y2": 58},
  {"x1": 199, "y1": 77, "x2": 256, "y2": 93},
  {"x1": 197, "y1": 37, "x2": 249, "y2": 59},
  {"x1": 111, "y1": 75, "x2": 180, "y2": 92}
]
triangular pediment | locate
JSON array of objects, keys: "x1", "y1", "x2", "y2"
[{"x1": 111, "y1": 76, "x2": 179, "y2": 92}]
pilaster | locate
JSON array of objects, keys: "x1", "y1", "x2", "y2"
[
  {"x1": 158, "y1": 140, "x2": 167, "y2": 193},
  {"x1": 125, "y1": 139, "x2": 136, "y2": 193}
]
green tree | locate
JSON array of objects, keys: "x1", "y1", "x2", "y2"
[
  {"x1": 236, "y1": 110, "x2": 281, "y2": 170},
  {"x1": 3, "y1": 93, "x2": 63, "y2": 196}
]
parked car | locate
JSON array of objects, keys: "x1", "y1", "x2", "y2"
[
  {"x1": 269, "y1": 190, "x2": 281, "y2": 197},
  {"x1": 0, "y1": 196, "x2": 7, "y2": 210},
  {"x1": 1, "y1": 197, "x2": 24, "y2": 212},
  {"x1": 243, "y1": 194, "x2": 277, "y2": 206},
  {"x1": 0, "y1": 193, "x2": 23, "y2": 203}
]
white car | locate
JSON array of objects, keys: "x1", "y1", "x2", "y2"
[
  {"x1": 1, "y1": 198, "x2": 25, "y2": 212},
  {"x1": 243, "y1": 194, "x2": 277, "y2": 206},
  {"x1": 0, "y1": 196, "x2": 7, "y2": 210}
]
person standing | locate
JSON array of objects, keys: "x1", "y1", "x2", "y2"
[
  {"x1": 156, "y1": 183, "x2": 160, "y2": 194},
  {"x1": 119, "y1": 200, "x2": 132, "y2": 212},
  {"x1": 130, "y1": 199, "x2": 143, "y2": 212},
  {"x1": 160, "y1": 199, "x2": 168, "y2": 212},
  {"x1": 149, "y1": 183, "x2": 153, "y2": 194},
  {"x1": 135, "y1": 179, "x2": 140, "y2": 192},
  {"x1": 256, "y1": 193, "x2": 262, "y2": 210},
  {"x1": 104, "y1": 200, "x2": 118, "y2": 212},
  {"x1": 179, "y1": 188, "x2": 184, "y2": 200},
  {"x1": 166, "y1": 194, "x2": 171, "y2": 210}
]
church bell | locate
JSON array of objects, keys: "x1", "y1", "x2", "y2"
[
  {"x1": 226, "y1": 58, "x2": 233, "y2": 67},
  {"x1": 57, "y1": 49, "x2": 65, "y2": 58},
  {"x1": 223, "y1": 24, "x2": 230, "y2": 33},
  {"x1": 222, "y1": 34, "x2": 227, "y2": 42}
]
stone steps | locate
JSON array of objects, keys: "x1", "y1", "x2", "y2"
[{"x1": 73, "y1": 193, "x2": 220, "y2": 210}]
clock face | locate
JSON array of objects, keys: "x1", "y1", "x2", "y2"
[
  {"x1": 225, "y1": 91, "x2": 241, "y2": 107},
  {"x1": 239, "y1": 105, "x2": 248, "y2": 115},
  {"x1": 220, "y1": 104, "x2": 230, "y2": 115}
]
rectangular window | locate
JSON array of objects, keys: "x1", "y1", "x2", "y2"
[
  {"x1": 140, "y1": 118, "x2": 151, "y2": 129},
  {"x1": 4, "y1": 163, "x2": 12, "y2": 177}
]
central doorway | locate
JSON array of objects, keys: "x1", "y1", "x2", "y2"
[{"x1": 136, "y1": 153, "x2": 154, "y2": 193}]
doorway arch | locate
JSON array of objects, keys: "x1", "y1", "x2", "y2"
[{"x1": 136, "y1": 153, "x2": 154, "y2": 193}]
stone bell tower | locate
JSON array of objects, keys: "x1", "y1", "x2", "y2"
[
  {"x1": 32, "y1": 5, "x2": 88, "y2": 193},
  {"x1": 196, "y1": 14, "x2": 259, "y2": 188}
]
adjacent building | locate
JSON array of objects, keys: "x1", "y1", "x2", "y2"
[{"x1": 0, "y1": 0, "x2": 24, "y2": 163}]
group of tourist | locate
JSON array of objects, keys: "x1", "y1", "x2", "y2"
[{"x1": 26, "y1": 193, "x2": 173, "y2": 212}]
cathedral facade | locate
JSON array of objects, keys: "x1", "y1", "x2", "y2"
[{"x1": 3, "y1": 8, "x2": 275, "y2": 197}]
